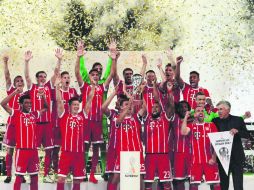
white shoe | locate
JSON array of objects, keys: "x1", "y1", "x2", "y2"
[{"x1": 43, "y1": 175, "x2": 54, "y2": 183}]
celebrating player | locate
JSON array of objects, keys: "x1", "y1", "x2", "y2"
[
  {"x1": 181, "y1": 106, "x2": 221, "y2": 190},
  {"x1": 2, "y1": 55, "x2": 26, "y2": 183},
  {"x1": 1, "y1": 89, "x2": 48, "y2": 190}
]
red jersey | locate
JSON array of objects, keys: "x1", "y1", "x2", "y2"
[
  {"x1": 29, "y1": 81, "x2": 52, "y2": 123},
  {"x1": 181, "y1": 83, "x2": 210, "y2": 109},
  {"x1": 51, "y1": 87, "x2": 78, "y2": 127},
  {"x1": 188, "y1": 122, "x2": 217, "y2": 164},
  {"x1": 6, "y1": 86, "x2": 27, "y2": 125},
  {"x1": 143, "y1": 85, "x2": 157, "y2": 114},
  {"x1": 171, "y1": 114, "x2": 190, "y2": 153},
  {"x1": 115, "y1": 114, "x2": 143, "y2": 152},
  {"x1": 144, "y1": 112, "x2": 171, "y2": 153},
  {"x1": 117, "y1": 80, "x2": 134, "y2": 97},
  {"x1": 107, "y1": 109, "x2": 118, "y2": 149},
  {"x1": 80, "y1": 82, "x2": 105, "y2": 121},
  {"x1": 10, "y1": 109, "x2": 39, "y2": 149},
  {"x1": 58, "y1": 111, "x2": 86, "y2": 152}
]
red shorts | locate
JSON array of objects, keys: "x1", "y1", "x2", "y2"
[
  {"x1": 53, "y1": 126, "x2": 61, "y2": 147},
  {"x1": 144, "y1": 153, "x2": 172, "y2": 182},
  {"x1": 15, "y1": 149, "x2": 39, "y2": 175},
  {"x1": 113, "y1": 151, "x2": 145, "y2": 174},
  {"x1": 3, "y1": 123, "x2": 16, "y2": 147},
  {"x1": 106, "y1": 145, "x2": 116, "y2": 173},
  {"x1": 84, "y1": 120, "x2": 103, "y2": 144},
  {"x1": 190, "y1": 163, "x2": 220, "y2": 184},
  {"x1": 36, "y1": 122, "x2": 54, "y2": 149},
  {"x1": 173, "y1": 151, "x2": 191, "y2": 179},
  {"x1": 58, "y1": 151, "x2": 86, "y2": 179}
]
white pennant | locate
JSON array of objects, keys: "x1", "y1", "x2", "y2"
[{"x1": 208, "y1": 131, "x2": 234, "y2": 175}]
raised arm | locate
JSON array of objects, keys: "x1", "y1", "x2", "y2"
[
  {"x1": 75, "y1": 41, "x2": 86, "y2": 87},
  {"x1": 152, "y1": 77, "x2": 160, "y2": 102},
  {"x1": 84, "y1": 80, "x2": 96, "y2": 115},
  {"x1": 24, "y1": 51, "x2": 33, "y2": 89},
  {"x1": 108, "y1": 39, "x2": 120, "y2": 86},
  {"x1": 138, "y1": 99, "x2": 147, "y2": 118},
  {"x1": 51, "y1": 48, "x2": 63, "y2": 85},
  {"x1": 140, "y1": 54, "x2": 148, "y2": 79},
  {"x1": 3, "y1": 55, "x2": 12, "y2": 90},
  {"x1": 165, "y1": 82, "x2": 175, "y2": 118},
  {"x1": 1, "y1": 88, "x2": 22, "y2": 115},
  {"x1": 102, "y1": 86, "x2": 118, "y2": 116},
  {"x1": 166, "y1": 48, "x2": 176, "y2": 65},
  {"x1": 181, "y1": 111, "x2": 191, "y2": 135},
  {"x1": 175, "y1": 56, "x2": 184, "y2": 89},
  {"x1": 55, "y1": 78, "x2": 64, "y2": 117}
]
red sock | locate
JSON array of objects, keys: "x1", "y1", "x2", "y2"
[
  {"x1": 108, "y1": 183, "x2": 118, "y2": 190},
  {"x1": 176, "y1": 180, "x2": 185, "y2": 190},
  {"x1": 44, "y1": 149, "x2": 53, "y2": 176},
  {"x1": 30, "y1": 175, "x2": 38, "y2": 190},
  {"x1": 163, "y1": 183, "x2": 172, "y2": 190},
  {"x1": 57, "y1": 182, "x2": 64, "y2": 190},
  {"x1": 213, "y1": 184, "x2": 221, "y2": 190},
  {"x1": 73, "y1": 180, "x2": 81, "y2": 190},
  {"x1": 52, "y1": 147, "x2": 60, "y2": 173},
  {"x1": 190, "y1": 184, "x2": 198, "y2": 190},
  {"x1": 5, "y1": 153, "x2": 12, "y2": 176},
  {"x1": 91, "y1": 145, "x2": 99, "y2": 174},
  {"x1": 14, "y1": 176, "x2": 23, "y2": 190}
]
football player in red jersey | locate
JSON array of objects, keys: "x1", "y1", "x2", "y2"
[
  {"x1": 181, "y1": 106, "x2": 221, "y2": 190},
  {"x1": 175, "y1": 56, "x2": 212, "y2": 109},
  {"x1": 24, "y1": 49, "x2": 63, "y2": 182},
  {"x1": 2, "y1": 55, "x2": 26, "y2": 183},
  {"x1": 55, "y1": 77, "x2": 95, "y2": 190},
  {"x1": 1, "y1": 88, "x2": 48, "y2": 190}
]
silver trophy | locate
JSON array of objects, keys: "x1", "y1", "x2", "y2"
[{"x1": 131, "y1": 74, "x2": 143, "y2": 95}]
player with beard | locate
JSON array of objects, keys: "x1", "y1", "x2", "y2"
[
  {"x1": 139, "y1": 82, "x2": 175, "y2": 190},
  {"x1": 51, "y1": 71, "x2": 78, "y2": 178},
  {"x1": 55, "y1": 77, "x2": 94, "y2": 190},
  {"x1": 24, "y1": 49, "x2": 63, "y2": 182},
  {"x1": 75, "y1": 41, "x2": 113, "y2": 183},
  {"x1": 1, "y1": 89, "x2": 48, "y2": 190},
  {"x1": 171, "y1": 100, "x2": 192, "y2": 190},
  {"x1": 2, "y1": 55, "x2": 27, "y2": 183},
  {"x1": 175, "y1": 56, "x2": 211, "y2": 109},
  {"x1": 181, "y1": 106, "x2": 221, "y2": 190}
]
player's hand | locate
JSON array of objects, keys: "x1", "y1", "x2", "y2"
[
  {"x1": 166, "y1": 48, "x2": 173, "y2": 60},
  {"x1": 15, "y1": 87, "x2": 23, "y2": 94},
  {"x1": 3, "y1": 55, "x2": 9, "y2": 63},
  {"x1": 176, "y1": 56, "x2": 183, "y2": 65},
  {"x1": 230, "y1": 128, "x2": 238, "y2": 135},
  {"x1": 38, "y1": 88, "x2": 45, "y2": 97},
  {"x1": 108, "y1": 39, "x2": 117, "y2": 59},
  {"x1": 156, "y1": 58, "x2": 162, "y2": 68},
  {"x1": 76, "y1": 40, "x2": 86, "y2": 57},
  {"x1": 244, "y1": 111, "x2": 251, "y2": 119},
  {"x1": 142, "y1": 54, "x2": 148, "y2": 65},
  {"x1": 24, "y1": 51, "x2": 33, "y2": 62},
  {"x1": 55, "y1": 48, "x2": 63, "y2": 60},
  {"x1": 208, "y1": 157, "x2": 216, "y2": 165}
]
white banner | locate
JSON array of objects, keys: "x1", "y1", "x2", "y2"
[
  {"x1": 208, "y1": 131, "x2": 233, "y2": 175},
  {"x1": 120, "y1": 151, "x2": 140, "y2": 190}
]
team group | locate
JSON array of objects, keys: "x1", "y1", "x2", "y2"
[{"x1": 0, "y1": 40, "x2": 250, "y2": 190}]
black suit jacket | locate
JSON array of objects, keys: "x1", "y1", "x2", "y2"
[{"x1": 212, "y1": 115, "x2": 250, "y2": 163}]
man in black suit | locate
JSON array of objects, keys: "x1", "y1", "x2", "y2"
[{"x1": 212, "y1": 100, "x2": 250, "y2": 190}]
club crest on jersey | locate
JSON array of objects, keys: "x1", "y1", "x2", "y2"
[
  {"x1": 194, "y1": 132, "x2": 201, "y2": 140},
  {"x1": 123, "y1": 123, "x2": 132, "y2": 131}
]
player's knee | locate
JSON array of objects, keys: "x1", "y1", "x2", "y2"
[{"x1": 57, "y1": 176, "x2": 66, "y2": 183}]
